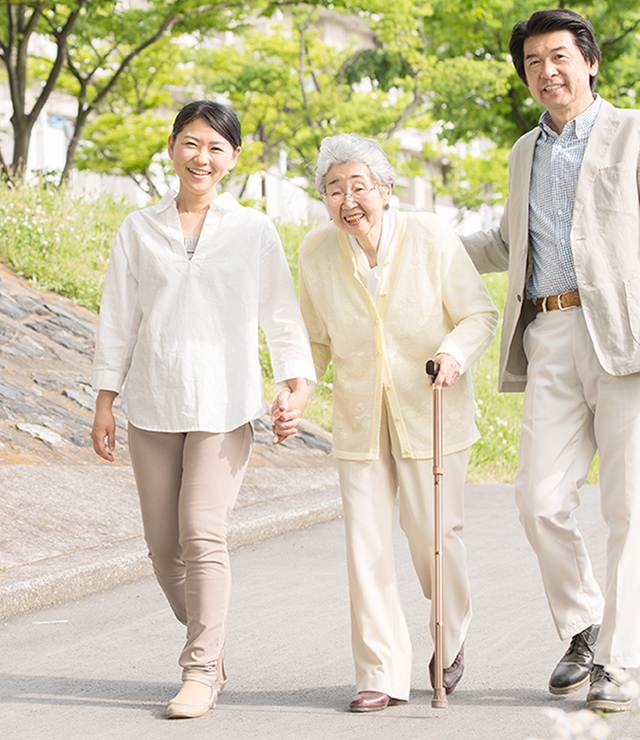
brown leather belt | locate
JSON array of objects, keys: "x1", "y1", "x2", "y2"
[{"x1": 536, "y1": 290, "x2": 581, "y2": 313}]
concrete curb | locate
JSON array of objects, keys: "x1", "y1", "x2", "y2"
[{"x1": 0, "y1": 489, "x2": 342, "y2": 622}]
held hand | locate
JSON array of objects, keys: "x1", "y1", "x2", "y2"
[
  {"x1": 430, "y1": 353, "x2": 462, "y2": 389},
  {"x1": 91, "y1": 390, "x2": 118, "y2": 462},
  {"x1": 270, "y1": 379, "x2": 309, "y2": 445}
]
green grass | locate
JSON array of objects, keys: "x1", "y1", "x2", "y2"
[
  {"x1": 0, "y1": 181, "x2": 131, "y2": 312},
  {"x1": 0, "y1": 183, "x2": 598, "y2": 483}
]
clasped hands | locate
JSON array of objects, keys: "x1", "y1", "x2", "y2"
[{"x1": 270, "y1": 378, "x2": 309, "y2": 445}]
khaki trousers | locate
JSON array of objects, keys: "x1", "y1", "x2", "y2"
[
  {"x1": 516, "y1": 307, "x2": 640, "y2": 667},
  {"x1": 128, "y1": 422, "x2": 252, "y2": 685},
  {"x1": 338, "y1": 402, "x2": 471, "y2": 701}
]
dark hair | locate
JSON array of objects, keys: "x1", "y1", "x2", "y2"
[
  {"x1": 509, "y1": 9, "x2": 601, "y2": 91},
  {"x1": 170, "y1": 100, "x2": 242, "y2": 150}
]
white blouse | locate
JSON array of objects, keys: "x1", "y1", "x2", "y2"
[{"x1": 92, "y1": 190, "x2": 315, "y2": 433}]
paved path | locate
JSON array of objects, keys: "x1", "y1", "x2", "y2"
[{"x1": 2, "y1": 484, "x2": 639, "y2": 740}]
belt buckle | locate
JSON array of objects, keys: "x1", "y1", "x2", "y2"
[{"x1": 557, "y1": 292, "x2": 570, "y2": 311}]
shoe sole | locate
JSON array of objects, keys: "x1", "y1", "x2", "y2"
[
  {"x1": 548, "y1": 673, "x2": 590, "y2": 695},
  {"x1": 586, "y1": 698, "x2": 631, "y2": 713},
  {"x1": 349, "y1": 698, "x2": 407, "y2": 713},
  {"x1": 349, "y1": 704, "x2": 388, "y2": 713}
]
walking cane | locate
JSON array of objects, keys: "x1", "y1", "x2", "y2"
[{"x1": 426, "y1": 359, "x2": 448, "y2": 709}]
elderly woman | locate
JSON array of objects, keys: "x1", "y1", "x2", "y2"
[{"x1": 275, "y1": 134, "x2": 498, "y2": 711}]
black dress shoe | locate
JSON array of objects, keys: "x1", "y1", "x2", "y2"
[
  {"x1": 548, "y1": 624, "x2": 599, "y2": 695},
  {"x1": 349, "y1": 691, "x2": 406, "y2": 713},
  {"x1": 429, "y1": 642, "x2": 465, "y2": 694},
  {"x1": 586, "y1": 664, "x2": 631, "y2": 712}
]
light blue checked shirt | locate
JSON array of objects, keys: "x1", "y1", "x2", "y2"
[{"x1": 527, "y1": 95, "x2": 602, "y2": 301}]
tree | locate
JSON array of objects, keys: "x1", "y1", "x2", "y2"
[
  {"x1": 0, "y1": 1, "x2": 318, "y2": 181},
  {"x1": 71, "y1": 38, "x2": 186, "y2": 198},
  {"x1": 334, "y1": 0, "x2": 640, "y2": 208},
  {"x1": 0, "y1": 0, "x2": 89, "y2": 178},
  {"x1": 344, "y1": 0, "x2": 640, "y2": 149},
  {"x1": 194, "y1": 6, "x2": 416, "y2": 191}
]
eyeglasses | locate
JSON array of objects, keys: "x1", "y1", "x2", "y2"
[{"x1": 323, "y1": 185, "x2": 380, "y2": 205}]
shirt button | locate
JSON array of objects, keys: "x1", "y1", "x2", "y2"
[
  {"x1": 374, "y1": 318, "x2": 380, "y2": 325},
  {"x1": 377, "y1": 350, "x2": 383, "y2": 357}
]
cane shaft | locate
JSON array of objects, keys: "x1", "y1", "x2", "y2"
[{"x1": 432, "y1": 384, "x2": 448, "y2": 708}]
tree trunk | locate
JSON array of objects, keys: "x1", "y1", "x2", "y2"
[
  {"x1": 8, "y1": 118, "x2": 36, "y2": 177},
  {"x1": 58, "y1": 107, "x2": 90, "y2": 186}
]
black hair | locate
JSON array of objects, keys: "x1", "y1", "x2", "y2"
[
  {"x1": 509, "y1": 9, "x2": 601, "y2": 91},
  {"x1": 170, "y1": 100, "x2": 242, "y2": 150}
]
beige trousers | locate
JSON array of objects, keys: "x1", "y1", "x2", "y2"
[
  {"x1": 338, "y1": 402, "x2": 471, "y2": 701},
  {"x1": 128, "y1": 422, "x2": 252, "y2": 686},
  {"x1": 516, "y1": 307, "x2": 640, "y2": 667}
]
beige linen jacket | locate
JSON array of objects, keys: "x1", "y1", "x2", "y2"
[
  {"x1": 299, "y1": 210, "x2": 498, "y2": 461},
  {"x1": 463, "y1": 100, "x2": 640, "y2": 392}
]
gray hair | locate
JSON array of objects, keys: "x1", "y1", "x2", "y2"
[{"x1": 314, "y1": 133, "x2": 396, "y2": 194}]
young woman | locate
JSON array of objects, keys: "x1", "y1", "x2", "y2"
[{"x1": 91, "y1": 101, "x2": 314, "y2": 719}]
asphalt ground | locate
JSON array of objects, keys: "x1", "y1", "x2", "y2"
[{"x1": 2, "y1": 483, "x2": 638, "y2": 740}]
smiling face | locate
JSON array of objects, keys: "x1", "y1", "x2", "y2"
[
  {"x1": 323, "y1": 162, "x2": 391, "y2": 246},
  {"x1": 167, "y1": 117, "x2": 240, "y2": 201},
  {"x1": 523, "y1": 30, "x2": 598, "y2": 132}
]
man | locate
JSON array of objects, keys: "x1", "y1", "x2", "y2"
[{"x1": 463, "y1": 8, "x2": 640, "y2": 712}]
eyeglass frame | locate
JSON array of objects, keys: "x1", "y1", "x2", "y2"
[{"x1": 322, "y1": 184, "x2": 382, "y2": 205}]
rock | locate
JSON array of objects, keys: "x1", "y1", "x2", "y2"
[
  {"x1": 16, "y1": 423, "x2": 65, "y2": 446},
  {"x1": 0, "y1": 293, "x2": 28, "y2": 319},
  {"x1": 62, "y1": 386, "x2": 97, "y2": 411},
  {"x1": 0, "y1": 382, "x2": 25, "y2": 402}
]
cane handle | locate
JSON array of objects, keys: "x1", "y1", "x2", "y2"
[{"x1": 426, "y1": 359, "x2": 437, "y2": 382}]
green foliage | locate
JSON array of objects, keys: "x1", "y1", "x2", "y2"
[
  {"x1": 436, "y1": 145, "x2": 510, "y2": 214},
  {"x1": 0, "y1": 181, "x2": 131, "y2": 312},
  {"x1": 345, "y1": 0, "x2": 640, "y2": 148},
  {"x1": 72, "y1": 37, "x2": 183, "y2": 194},
  {"x1": 193, "y1": 12, "x2": 412, "y2": 181}
]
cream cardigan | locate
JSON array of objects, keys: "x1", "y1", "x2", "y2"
[{"x1": 299, "y1": 210, "x2": 498, "y2": 460}]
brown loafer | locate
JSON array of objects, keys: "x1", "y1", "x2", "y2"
[
  {"x1": 429, "y1": 642, "x2": 465, "y2": 694},
  {"x1": 349, "y1": 691, "x2": 406, "y2": 713}
]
